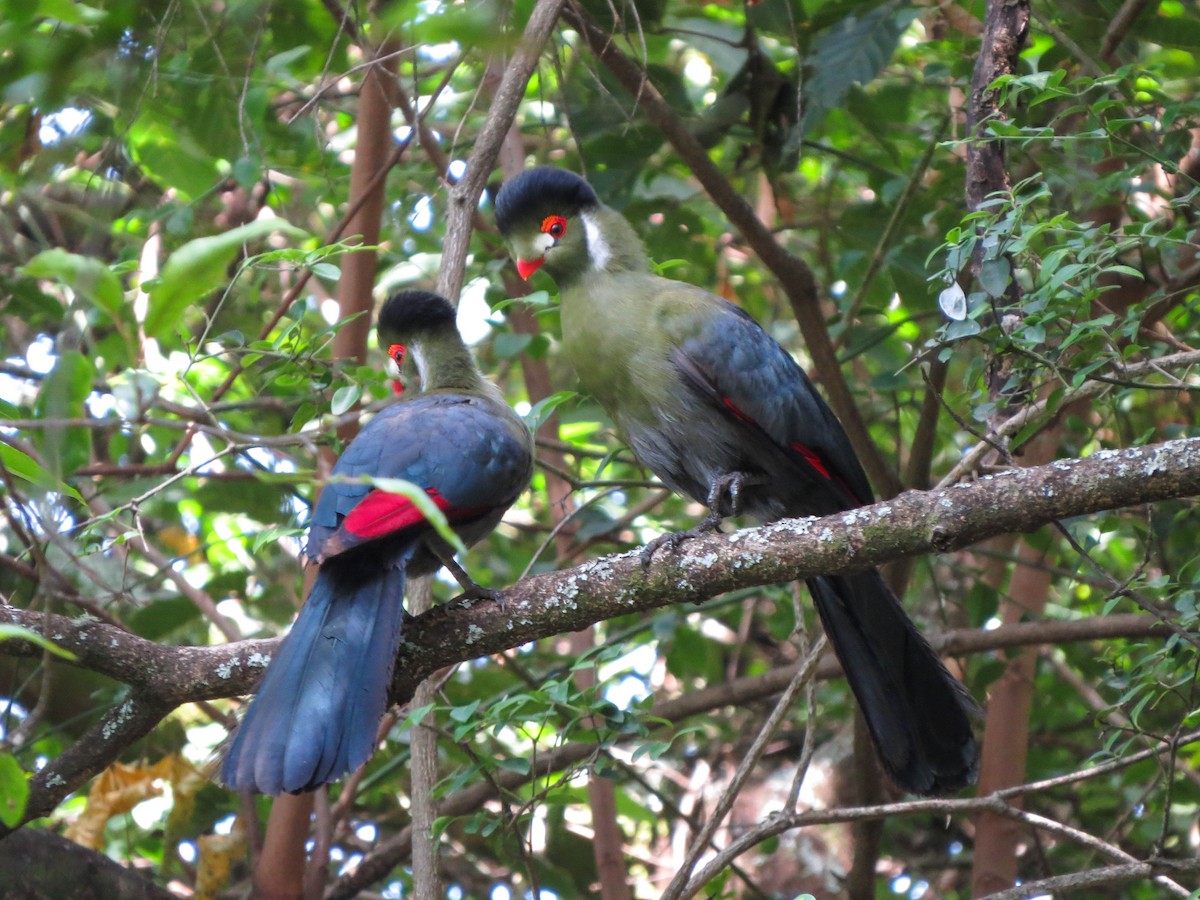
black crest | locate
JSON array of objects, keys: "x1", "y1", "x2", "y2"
[
  {"x1": 494, "y1": 167, "x2": 599, "y2": 235},
  {"x1": 378, "y1": 289, "x2": 456, "y2": 335}
]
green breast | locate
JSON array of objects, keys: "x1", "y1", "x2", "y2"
[{"x1": 560, "y1": 271, "x2": 702, "y2": 435}]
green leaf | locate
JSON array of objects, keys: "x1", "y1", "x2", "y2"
[
  {"x1": 945, "y1": 318, "x2": 982, "y2": 341},
  {"x1": 492, "y1": 331, "x2": 533, "y2": 359},
  {"x1": 800, "y1": 1, "x2": 917, "y2": 135},
  {"x1": 1020, "y1": 321, "x2": 1045, "y2": 344},
  {"x1": 250, "y1": 525, "x2": 306, "y2": 555},
  {"x1": 33, "y1": 350, "x2": 95, "y2": 483},
  {"x1": 145, "y1": 219, "x2": 308, "y2": 339},
  {"x1": 0, "y1": 754, "x2": 29, "y2": 829},
  {"x1": 979, "y1": 257, "x2": 1011, "y2": 299},
  {"x1": 330, "y1": 384, "x2": 361, "y2": 417},
  {"x1": 290, "y1": 402, "x2": 319, "y2": 433},
  {"x1": 450, "y1": 699, "x2": 481, "y2": 723},
  {"x1": 0, "y1": 624, "x2": 78, "y2": 660},
  {"x1": 265, "y1": 45, "x2": 313, "y2": 75},
  {"x1": 0, "y1": 442, "x2": 83, "y2": 502},
  {"x1": 364, "y1": 476, "x2": 468, "y2": 555},
  {"x1": 36, "y1": 0, "x2": 105, "y2": 25},
  {"x1": 21, "y1": 249, "x2": 124, "y2": 316},
  {"x1": 394, "y1": 702, "x2": 436, "y2": 733},
  {"x1": 523, "y1": 391, "x2": 576, "y2": 432},
  {"x1": 1103, "y1": 264, "x2": 1144, "y2": 281}
]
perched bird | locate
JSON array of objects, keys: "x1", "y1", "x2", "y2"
[
  {"x1": 222, "y1": 289, "x2": 533, "y2": 794},
  {"x1": 495, "y1": 168, "x2": 978, "y2": 795}
]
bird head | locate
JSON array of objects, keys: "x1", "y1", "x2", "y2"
[
  {"x1": 377, "y1": 289, "x2": 458, "y2": 391},
  {"x1": 494, "y1": 167, "x2": 600, "y2": 283}
]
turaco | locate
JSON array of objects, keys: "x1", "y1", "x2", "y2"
[
  {"x1": 495, "y1": 167, "x2": 978, "y2": 796},
  {"x1": 223, "y1": 289, "x2": 533, "y2": 794}
]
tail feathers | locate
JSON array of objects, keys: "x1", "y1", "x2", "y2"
[
  {"x1": 222, "y1": 549, "x2": 412, "y2": 794},
  {"x1": 809, "y1": 570, "x2": 978, "y2": 796}
]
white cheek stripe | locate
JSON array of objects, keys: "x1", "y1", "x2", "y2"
[
  {"x1": 582, "y1": 211, "x2": 611, "y2": 271},
  {"x1": 412, "y1": 344, "x2": 430, "y2": 388}
]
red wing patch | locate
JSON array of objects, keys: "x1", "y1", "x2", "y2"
[
  {"x1": 723, "y1": 396, "x2": 833, "y2": 481},
  {"x1": 342, "y1": 488, "x2": 453, "y2": 540},
  {"x1": 721, "y1": 397, "x2": 756, "y2": 425},
  {"x1": 789, "y1": 442, "x2": 831, "y2": 480},
  {"x1": 722, "y1": 393, "x2": 864, "y2": 500}
]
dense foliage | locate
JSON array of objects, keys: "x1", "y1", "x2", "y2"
[{"x1": 1, "y1": 0, "x2": 1199, "y2": 896}]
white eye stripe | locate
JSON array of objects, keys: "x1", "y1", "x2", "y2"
[
  {"x1": 533, "y1": 231, "x2": 555, "y2": 254},
  {"x1": 412, "y1": 345, "x2": 430, "y2": 386}
]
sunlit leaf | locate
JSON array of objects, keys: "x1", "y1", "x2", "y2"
[
  {"x1": 32, "y1": 350, "x2": 94, "y2": 483},
  {"x1": 0, "y1": 624, "x2": 78, "y2": 660},
  {"x1": 0, "y1": 442, "x2": 84, "y2": 503},
  {"x1": 145, "y1": 219, "x2": 308, "y2": 339},
  {"x1": 0, "y1": 754, "x2": 29, "y2": 829},
  {"x1": 21, "y1": 249, "x2": 124, "y2": 316}
]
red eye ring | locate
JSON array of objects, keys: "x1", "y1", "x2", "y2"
[
  {"x1": 388, "y1": 343, "x2": 406, "y2": 366},
  {"x1": 541, "y1": 215, "x2": 568, "y2": 240}
]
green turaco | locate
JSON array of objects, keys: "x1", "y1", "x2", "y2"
[{"x1": 495, "y1": 167, "x2": 977, "y2": 796}]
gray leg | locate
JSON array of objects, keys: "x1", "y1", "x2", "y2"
[
  {"x1": 640, "y1": 471, "x2": 757, "y2": 569},
  {"x1": 431, "y1": 544, "x2": 505, "y2": 608}
]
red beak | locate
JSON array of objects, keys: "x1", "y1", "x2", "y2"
[{"x1": 516, "y1": 257, "x2": 544, "y2": 280}]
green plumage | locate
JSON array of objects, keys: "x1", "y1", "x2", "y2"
[{"x1": 495, "y1": 167, "x2": 978, "y2": 795}]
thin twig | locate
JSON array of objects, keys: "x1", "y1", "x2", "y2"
[{"x1": 662, "y1": 637, "x2": 826, "y2": 900}]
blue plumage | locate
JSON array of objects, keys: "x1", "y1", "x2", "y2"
[
  {"x1": 221, "y1": 291, "x2": 532, "y2": 794},
  {"x1": 222, "y1": 553, "x2": 411, "y2": 794}
]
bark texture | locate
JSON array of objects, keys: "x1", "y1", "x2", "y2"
[{"x1": 2, "y1": 436, "x2": 1199, "y2": 838}]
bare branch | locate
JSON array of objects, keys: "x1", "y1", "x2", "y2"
[{"x1": 434, "y1": 0, "x2": 570, "y2": 302}]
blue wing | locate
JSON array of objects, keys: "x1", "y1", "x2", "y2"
[
  {"x1": 307, "y1": 392, "x2": 532, "y2": 561},
  {"x1": 668, "y1": 288, "x2": 874, "y2": 509}
]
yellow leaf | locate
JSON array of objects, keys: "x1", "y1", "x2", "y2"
[
  {"x1": 64, "y1": 753, "x2": 202, "y2": 851},
  {"x1": 159, "y1": 525, "x2": 203, "y2": 563},
  {"x1": 65, "y1": 760, "x2": 164, "y2": 849},
  {"x1": 195, "y1": 816, "x2": 247, "y2": 900}
]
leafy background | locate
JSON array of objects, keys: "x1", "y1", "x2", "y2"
[{"x1": 1, "y1": 0, "x2": 1199, "y2": 897}]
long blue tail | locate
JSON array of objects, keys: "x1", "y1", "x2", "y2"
[{"x1": 222, "y1": 546, "x2": 413, "y2": 794}]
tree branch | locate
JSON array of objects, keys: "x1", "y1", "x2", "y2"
[
  {"x1": 434, "y1": 0, "x2": 569, "y2": 302},
  {"x1": 3, "y1": 692, "x2": 175, "y2": 838},
  {"x1": 940, "y1": 348, "x2": 1200, "y2": 484},
  {"x1": 385, "y1": 436, "x2": 1200, "y2": 693},
  {"x1": 2, "y1": 437, "x2": 1198, "y2": 833}
]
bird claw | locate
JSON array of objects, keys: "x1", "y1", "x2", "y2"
[
  {"x1": 708, "y1": 471, "x2": 756, "y2": 518},
  {"x1": 452, "y1": 583, "x2": 507, "y2": 612},
  {"x1": 435, "y1": 548, "x2": 506, "y2": 611},
  {"x1": 639, "y1": 512, "x2": 724, "y2": 570},
  {"x1": 640, "y1": 472, "x2": 758, "y2": 569}
]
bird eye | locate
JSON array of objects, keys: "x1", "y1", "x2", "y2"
[
  {"x1": 541, "y1": 215, "x2": 568, "y2": 240},
  {"x1": 388, "y1": 343, "x2": 406, "y2": 366}
]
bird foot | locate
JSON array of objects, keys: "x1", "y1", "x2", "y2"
[
  {"x1": 708, "y1": 470, "x2": 761, "y2": 518},
  {"x1": 436, "y1": 548, "x2": 506, "y2": 611},
  {"x1": 640, "y1": 511, "x2": 724, "y2": 570},
  {"x1": 451, "y1": 583, "x2": 507, "y2": 612}
]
